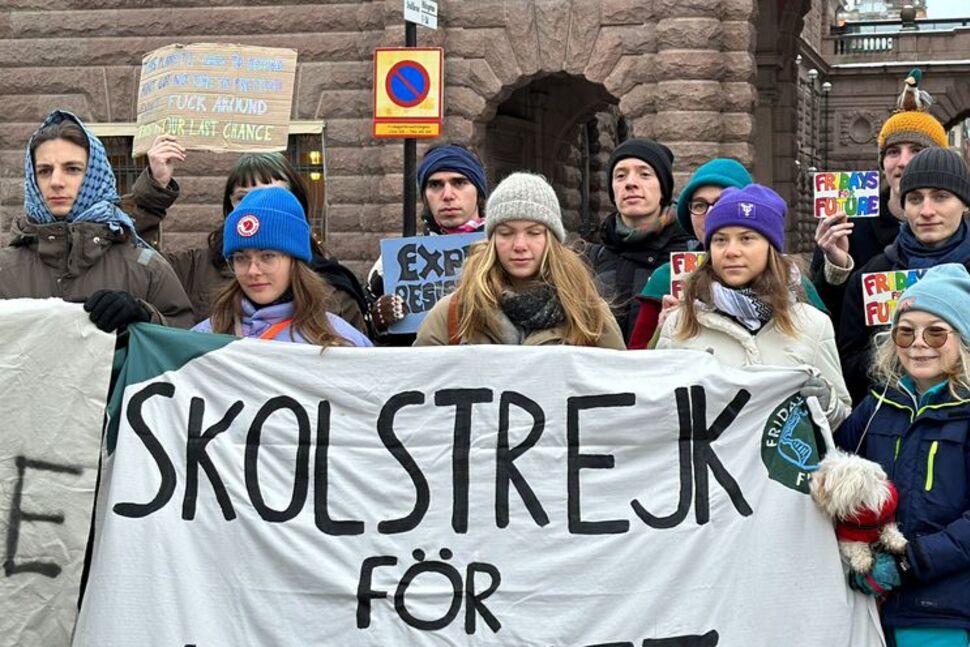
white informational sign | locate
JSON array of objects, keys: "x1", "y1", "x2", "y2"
[
  {"x1": 404, "y1": 0, "x2": 438, "y2": 28},
  {"x1": 74, "y1": 327, "x2": 885, "y2": 646},
  {"x1": 0, "y1": 300, "x2": 115, "y2": 647}
]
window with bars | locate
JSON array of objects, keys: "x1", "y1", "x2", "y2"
[{"x1": 99, "y1": 132, "x2": 327, "y2": 238}]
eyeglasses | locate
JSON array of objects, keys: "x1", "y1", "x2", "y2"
[
  {"x1": 226, "y1": 251, "x2": 284, "y2": 274},
  {"x1": 689, "y1": 199, "x2": 718, "y2": 216},
  {"x1": 891, "y1": 325, "x2": 959, "y2": 349}
]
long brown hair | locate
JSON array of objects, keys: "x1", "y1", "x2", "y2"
[
  {"x1": 676, "y1": 245, "x2": 806, "y2": 340},
  {"x1": 208, "y1": 260, "x2": 348, "y2": 348},
  {"x1": 451, "y1": 232, "x2": 611, "y2": 346}
]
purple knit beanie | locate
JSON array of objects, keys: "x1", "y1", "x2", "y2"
[{"x1": 704, "y1": 184, "x2": 787, "y2": 251}]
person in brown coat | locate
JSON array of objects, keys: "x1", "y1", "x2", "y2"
[
  {"x1": 415, "y1": 172, "x2": 624, "y2": 348},
  {"x1": 0, "y1": 110, "x2": 193, "y2": 331},
  {"x1": 126, "y1": 145, "x2": 369, "y2": 334}
]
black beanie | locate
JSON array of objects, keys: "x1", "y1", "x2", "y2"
[
  {"x1": 899, "y1": 148, "x2": 970, "y2": 209},
  {"x1": 607, "y1": 138, "x2": 675, "y2": 208}
]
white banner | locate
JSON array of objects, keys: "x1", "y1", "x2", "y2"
[
  {"x1": 75, "y1": 327, "x2": 884, "y2": 646},
  {"x1": 0, "y1": 300, "x2": 115, "y2": 647}
]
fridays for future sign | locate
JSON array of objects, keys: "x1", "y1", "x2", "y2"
[
  {"x1": 133, "y1": 43, "x2": 298, "y2": 156},
  {"x1": 813, "y1": 171, "x2": 880, "y2": 218}
]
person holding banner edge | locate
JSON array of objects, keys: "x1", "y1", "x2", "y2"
[
  {"x1": 414, "y1": 172, "x2": 623, "y2": 348},
  {"x1": 367, "y1": 142, "x2": 488, "y2": 344},
  {"x1": 0, "y1": 110, "x2": 193, "y2": 332},
  {"x1": 835, "y1": 263, "x2": 970, "y2": 647},
  {"x1": 127, "y1": 146, "x2": 370, "y2": 333},
  {"x1": 837, "y1": 147, "x2": 970, "y2": 405},
  {"x1": 192, "y1": 186, "x2": 371, "y2": 347},
  {"x1": 657, "y1": 183, "x2": 852, "y2": 430}
]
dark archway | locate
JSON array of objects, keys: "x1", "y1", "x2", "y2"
[{"x1": 482, "y1": 73, "x2": 622, "y2": 238}]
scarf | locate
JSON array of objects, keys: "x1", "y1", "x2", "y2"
[
  {"x1": 614, "y1": 215, "x2": 664, "y2": 242},
  {"x1": 896, "y1": 219, "x2": 970, "y2": 269},
  {"x1": 499, "y1": 285, "x2": 565, "y2": 336},
  {"x1": 234, "y1": 298, "x2": 303, "y2": 342},
  {"x1": 709, "y1": 282, "x2": 773, "y2": 331},
  {"x1": 24, "y1": 110, "x2": 145, "y2": 247},
  {"x1": 440, "y1": 216, "x2": 484, "y2": 235}
]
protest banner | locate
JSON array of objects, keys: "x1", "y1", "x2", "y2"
[
  {"x1": 380, "y1": 231, "x2": 484, "y2": 334},
  {"x1": 133, "y1": 43, "x2": 298, "y2": 156},
  {"x1": 861, "y1": 268, "x2": 927, "y2": 326},
  {"x1": 813, "y1": 171, "x2": 880, "y2": 218},
  {"x1": 670, "y1": 251, "x2": 706, "y2": 300},
  {"x1": 73, "y1": 324, "x2": 884, "y2": 646},
  {"x1": 0, "y1": 300, "x2": 115, "y2": 647}
]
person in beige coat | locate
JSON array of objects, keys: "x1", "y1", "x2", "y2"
[
  {"x1": 0, "y1": 110, "x2": 193, "y2": 331},
  {"x1": 415, "y1": 172, "x2": 624, "y2": 349},
  {"x1": 657, "y1": 184, "x2": 851, "y2": 429}
]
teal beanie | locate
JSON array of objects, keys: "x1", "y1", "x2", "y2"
[
  {"x1": 894, "y1": 263, "x2": 970, "y2": 341},
  {"x1": 676, "y1": 158, "x2": 753, "y2": 237}
]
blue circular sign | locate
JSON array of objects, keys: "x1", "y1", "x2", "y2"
[{"x1": 386, "y1": 60, "x2": 431, "y2": 108}]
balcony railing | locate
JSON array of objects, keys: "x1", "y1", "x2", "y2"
[{"x1": 829, "y1": 17, "x2": 970, "y2": 56}]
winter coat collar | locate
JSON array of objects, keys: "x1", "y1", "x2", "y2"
[
  {"x1": 598, "y1": 212, "x2": 691, "y2": 260},
  {"x1": 10, "y1": 218, "x2": 130, "y2": 278}
]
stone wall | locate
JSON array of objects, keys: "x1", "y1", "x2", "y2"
[{"x1": 0, "y1": 0, "x2": 761, "y2": 277}]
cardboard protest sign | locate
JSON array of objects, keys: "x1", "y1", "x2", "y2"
[
  {"x1": 133, "y1": 43, "x2": 298, "y2": 156},
  {"x1": 0, "y1": 300, "x2": 115, "y2": 647},
  {"x1": 670, "y1": 251, "x2": 706, "y2": 300},
  {"x1": 813, "y1": 171, "x2": 880, "y2": 218},
  {"x1": 73, "y1": 324, "x2": 884, "y2": 646},
  {"x1": 862, "y1": 269, "x2": 927, "y2": 326},
  {"x1": 380, "y1": 232, "x2": 484, "y2": 334}
]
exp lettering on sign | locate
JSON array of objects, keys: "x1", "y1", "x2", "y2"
[
  {"x1": 379, "y1": 232, "x2": 484, "y2": 334},
  {"x1": 133, "y1": 43, "x2": 298, "y2": 156},
  {"x1": 861, "y1": 269, "x2": 926, "y2": 326},
  {"x1": 813, "y1": 171, "x2": 880, "y2": 218}
]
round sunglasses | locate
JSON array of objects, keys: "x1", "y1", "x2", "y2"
[{"x1": 891, "y1": 325, "x2": 959, "y2": 349}]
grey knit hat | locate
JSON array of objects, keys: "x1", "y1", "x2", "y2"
[
  {"x1": 899, "y1": 147, "x2": 970, "y2": 209},
  {"x1": 485, "y1": 172, "x2": 565, "y2": 242}
]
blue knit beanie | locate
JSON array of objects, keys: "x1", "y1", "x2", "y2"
[
  {"x1": 894, "y1": 263, "x2": 970, "y2": 341},
  {"x1": 676, "y1": 158, "x2": 753, "y2": 235},
  {"x1": 416, "y1": 144, "x2": 488, "y2": 201},
  {"x1": 704, "y1": 184, "x2": 787, "y2": 251},
  {"x1": 223, "y1": 187, "x2": 311, "y2": 262}
]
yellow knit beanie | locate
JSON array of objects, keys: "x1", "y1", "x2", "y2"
[{"x1": 878, "y1": 109, "x2": 947, "y2": 152}]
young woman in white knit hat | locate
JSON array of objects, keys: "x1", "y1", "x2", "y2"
[{"x1": 414, "y1": 172, "x2": 623, "y2": 348}]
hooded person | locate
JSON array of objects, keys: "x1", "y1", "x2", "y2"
[
  {"x1": 838, "y1": 146, "x2": 970, "y2": 404},
  {"x1": 811, "y1": 69, "x2": 948, "y2": 327},
  {"x1": 657, "y1": 183, "x2": 852, "y2": 430},
  {"x1": 582, "y1": 138, "x2": 691, "y2": 342},
  {"x1": 835, "y1": 263, "x2": 970, "y2": 647},
  {"x1": 193, "y1": 187, "x2": 371, "y2": 347},
  {"x1": 0, "y1": 110, "x2": 193, "y2": 331},
  {"x1": 415, "y1": 172, "x2": 623, "y2": 348},
  {"x1": 366, "y1": 143, "x2": 489, "y2": 344}
]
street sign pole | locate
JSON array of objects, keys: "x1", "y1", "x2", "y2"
[{"x1": 403, "y1": 20, "x2": 418, "y2": 237}]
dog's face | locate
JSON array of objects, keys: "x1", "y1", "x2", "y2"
[{"x1": 810, "y1": 451, "x2": 890, "y2": 519}]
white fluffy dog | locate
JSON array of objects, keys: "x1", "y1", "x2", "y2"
[{"x1": 810, "y1": 449, "x2": 908, "y2": 574}]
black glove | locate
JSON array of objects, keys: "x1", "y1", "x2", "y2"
[{"x1": 83, "y1": 290, "x2": 150, "y2": 332}]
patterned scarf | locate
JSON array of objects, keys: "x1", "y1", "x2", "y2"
[
  {"x1": 709, "y1": 282, "x2": 774, "y2": 331},
  {"x1": 24, "y1": 110, "x2": 146, "y2": 247},
  {"x1": 499, "y1": 285, "x2": 565, "y2": 335}
]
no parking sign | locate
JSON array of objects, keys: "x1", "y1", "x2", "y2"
[{"x1": 373, "y1": 47, "x2": 443, "y2": 138}]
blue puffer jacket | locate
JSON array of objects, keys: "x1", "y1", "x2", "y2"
[{"x1": 835, "y1": 379, "x2": 970, "y2": 630}]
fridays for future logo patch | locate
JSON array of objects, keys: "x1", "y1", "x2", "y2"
[{"x1": 761, "y1": 394, "x2": 821, "y2": 493}]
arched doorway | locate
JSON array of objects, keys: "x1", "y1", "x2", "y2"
[{"x1": 482, "y1": 74, "x2": 623, "y2": 239}]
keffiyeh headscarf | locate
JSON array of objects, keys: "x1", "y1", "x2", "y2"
[{"x1": 24, "y1": 110, "x2": 145, "y2": 246}]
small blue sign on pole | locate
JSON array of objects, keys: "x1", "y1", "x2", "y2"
[{"x1": 380, "y1": 231, "x2": 485, "y2": 334}]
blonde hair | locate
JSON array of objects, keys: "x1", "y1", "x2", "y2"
[
  {"x1": 870, "y1": 330, "x2": 970, "y2": 399},
  {"x1": 451, "y1": 233, "x2": 611, "y2": 346},
  {"x1": 209, "y1": 260, "x2": 348, "y2": 348},
  {"x1": 676, "y1": 245, "x2": 806, "y2": 340}
]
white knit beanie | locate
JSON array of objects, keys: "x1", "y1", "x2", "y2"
[{"x1": 485, "y1": 172, "x2": 565, "y2": 242}]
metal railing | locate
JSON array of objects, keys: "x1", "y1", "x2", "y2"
[{"x1": 829, "y1": 16, "x2": 970, "y2": 56}]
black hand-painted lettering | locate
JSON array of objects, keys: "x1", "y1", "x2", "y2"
[
  {"x1": 394, "y1": 548, "x2": 463, "y2": 631},
  {"x1": 689, "y1": 387, "x2": 752, "y2": 524},
  {"x1": 114, "y1": 382, "x2": 177, "y2": 518},
  {"x1": 496, "y1": 391, "x2": 549, "y2": 528},
  {"x1": 416, "y1": 245, "x2": 444, "y2": 280},
  {"x1": 356, "y1": 555, "x2": 398, "y2": 628},
  {"x1": 182, "y1": 396, "x2": 243, "y2": 521},
  {"x1": 314, "y1": 401, "x2": 364, "y2": 535},
  {"x1": 245, "y1": 396, "x2": 310, "y2": 522},
  {"x1": 397, "y1": 243, "x2": 420, "y2": 281},
  {"x1": 441, "y1": 248, "x2": 465, "y2": 277},
  {"x1": 434, "y1": 388, "x2": 493, "y2": 533},
  {"x1": 464, "y1": 561, "x2": 501, "y2": 634},
  {"x1": 377, "y1": 392, "x2": 429, "y2": 534},
  {"x1": 567, "y1": 393, "x2": 636, "y2": 534},
  {"x1": 4, "y1": 456, "x2": 82, "y2": 578}
]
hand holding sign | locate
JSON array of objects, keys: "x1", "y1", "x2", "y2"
[
  {"x1": 814, "y1": 213, "x2": 853, "y2": 269},
  {"x1": 146, "y1": 135, "x2": 186, "y2": 187}
]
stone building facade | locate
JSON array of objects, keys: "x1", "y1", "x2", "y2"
[{"x1": 1, "y1": 0, "x2": 967, "y2": 277}]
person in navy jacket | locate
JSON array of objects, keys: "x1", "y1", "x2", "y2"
[{"x1": 836, "y1": 263, "x2": 970, "y2": 647}]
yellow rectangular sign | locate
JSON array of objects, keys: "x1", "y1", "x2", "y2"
[{"x1": 373, "y1": 47, "x2": 443, "y2": 139}]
